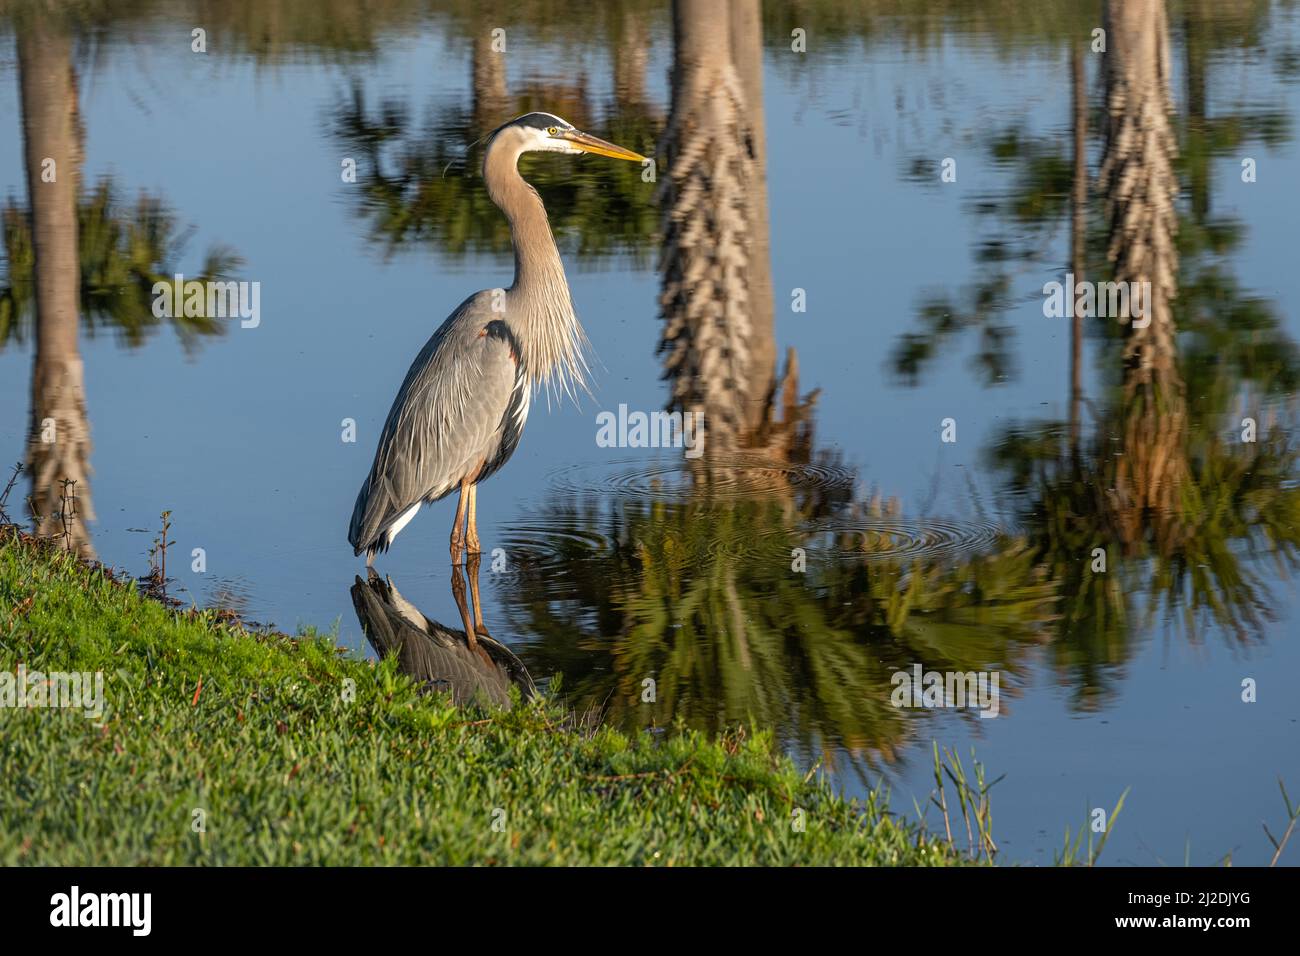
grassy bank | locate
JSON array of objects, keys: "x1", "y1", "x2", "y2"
[{"x1": 0, "y1": 531, "x2": 969, "y2": 865}]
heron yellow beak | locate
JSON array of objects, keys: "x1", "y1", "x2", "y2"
[{"x1": 562, "y1": 129, "x2": 647, "y2": 162}]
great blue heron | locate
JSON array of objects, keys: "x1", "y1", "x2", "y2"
[{"x1": 348, "y1": 112, "x2": 646, "y2": 565}]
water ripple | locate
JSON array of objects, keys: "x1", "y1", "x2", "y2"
[
  {"x1": 794, "y1": 515, "x2": 1010, "y2": 563},
  {"x1": 543, "y1": 453, "x2": 858, "y2": 503},
  {"x1": 502, "y1": 468, "x2": 1011, "y2": 574}
]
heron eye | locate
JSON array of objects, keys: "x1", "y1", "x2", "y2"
[{"x1": 546, "y1": 126, "x2": 558, "y2": 136}]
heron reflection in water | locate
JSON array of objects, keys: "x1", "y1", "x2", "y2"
[
  {"x1": 348, "y1": 113, "x2": 647, "y2": 579},
  {"x1": 351, "y1": 555, "x2": 536, "y2": 709}
]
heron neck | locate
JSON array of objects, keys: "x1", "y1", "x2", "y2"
[{"x1": 484, "y1": 142, "x2": 588, "y2": 398}]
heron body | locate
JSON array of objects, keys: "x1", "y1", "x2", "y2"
[
  {"x1": 347, "y1": 300, "x2": 529, "y2": 557},
  {"x1": 347, "y1": 112, "x2": 646, "y2": 570}
]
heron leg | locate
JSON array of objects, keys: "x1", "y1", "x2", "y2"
[
  {"x1": 449, "y1": 561, "x2": 478, "y2": 649},
  {"x1": 450, "y1": 479, "x2": 470, "y2": 566},
  {"x1": 466, "y1": 550, "x2": 489, "y2": 637},
  {"x1": 465, "y1": 482, "x2": 481, "y2": 554}
]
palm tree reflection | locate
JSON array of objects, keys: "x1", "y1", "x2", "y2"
[
  {"x1": 894, "y1": 0, "x2": 1300, "y2": 705},
  {"x1": 490, "y1": 0, "x2": 1057, "y2": 772},
  {"x1": 13, "y1": 13, "x2": 93, "y2": 555},
  {"x1": 500, "y1": 491, "x2": 1054, "y2": 771},
  {"x1": 328, "y1": 8, "x2": 661, "y2": 264},
  {"x1": 4, "y1": 11, "x2": 240, "y2": 557},
  {"x1": 499, "y1": 0, "x2": 1299, "y2": 756}
]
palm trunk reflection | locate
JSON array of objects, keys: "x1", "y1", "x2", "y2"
[{"x1": 17, "y1": 15, "x2": 94, "y2": 558}]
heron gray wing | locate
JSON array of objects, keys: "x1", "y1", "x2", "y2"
[{"x1": 348, "y1": 292, "x2": 523, "y2": 554}]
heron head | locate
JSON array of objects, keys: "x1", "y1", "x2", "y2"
[{"x1": 489, "y1": 112, "x2": 647, "y2": 162}]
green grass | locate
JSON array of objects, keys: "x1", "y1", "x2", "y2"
[{"x1": 0, "y1": 531, "x2": 969, "y2": 866}]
